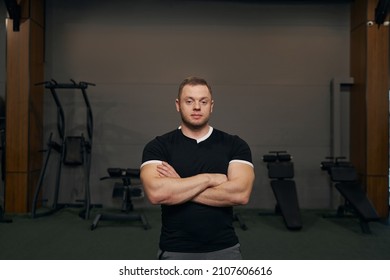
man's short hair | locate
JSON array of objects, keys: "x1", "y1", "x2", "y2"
[{"x1": 178, "y1": 76, "x2": 212, "y2": 99}]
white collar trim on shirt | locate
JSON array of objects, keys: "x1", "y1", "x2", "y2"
[{"x1": 178, "y1": 126, "x2": 213, "y2": 143}]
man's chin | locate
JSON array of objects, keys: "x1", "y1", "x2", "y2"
[{"x1": 182, "y1": 121, "x2": 208, "y2": 131}]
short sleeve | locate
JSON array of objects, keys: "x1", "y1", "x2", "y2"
[
  {"x1": 230, "y1": 136, "x2": 253, "y2": 165},
  {"x1": 141, "y1": 137, "x2": 168, "y2": 164}
]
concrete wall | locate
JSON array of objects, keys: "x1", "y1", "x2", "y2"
[{"x1": 6, "y1": 0, "x2": 353, "y2": 210}]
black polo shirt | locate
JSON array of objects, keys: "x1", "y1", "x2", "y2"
[{"x1": 141, "y1": 127, "x2": 253, "y2": 253}]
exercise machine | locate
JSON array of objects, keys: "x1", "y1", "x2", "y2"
[
  {"x1": 91, "y1": 168, "x2": 150, "y2": 230},
  {"x1": 321, "y1": 157, "x2": 379, "y2": 233},
  {"x1": 31, "y1": 79, "x2": 96, "y2": 219},
  {"x1": 261, "y1": 151, "x2": 302, "y2": 230}
]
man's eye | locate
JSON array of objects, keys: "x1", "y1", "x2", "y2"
[{"x1": 186, "y1": 100, "x2": 193, "y2": 105}]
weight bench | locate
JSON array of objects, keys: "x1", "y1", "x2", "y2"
[
  {"x1": 321, "y1": 157, "x2": 380, "y2": 233},
  {"x1": 262, "y1": 151, "x2": 302, "y2": 230},
  {"x1": 90, "y1": 168, "x2": 150, "y2": 230}
]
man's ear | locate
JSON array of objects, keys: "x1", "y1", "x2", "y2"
[{"x1": 175, "y1": 99, "x2": 180, "y2": 112}]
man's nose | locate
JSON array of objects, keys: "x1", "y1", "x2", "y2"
[{"x1": 193, "y1": 101, "x2": 201, "y2": 109}]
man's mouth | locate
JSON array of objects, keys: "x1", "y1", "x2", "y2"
[{"x1": 191, "y1": 114, "x2": 202, "y2": 119}]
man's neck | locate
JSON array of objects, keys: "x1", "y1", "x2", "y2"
[{"x1": 180, "y1": 124, "x2": 211, "y2": 141}]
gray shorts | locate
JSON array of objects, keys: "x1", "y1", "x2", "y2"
[{"x1": 157, "y1": 243, "x2": 242, "y2": 260}]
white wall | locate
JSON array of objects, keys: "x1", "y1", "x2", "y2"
[{"x1": 39, "y1": 0, "x2": 351, "y2": 210}]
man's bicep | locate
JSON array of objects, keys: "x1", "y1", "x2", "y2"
[
  {"x1": 228, "y1": 162, "x2": 255, "y2": 187},
  {"x1": 140, "y1": 162, "x2": 161, "y2": 186},
  {"x1": 227, "y1": 162, "x2": 255, "y2": 205},
  {"x1": 140, "y1": 162, "x2": 164, "y2": 203},
  {"x1": 192, "y1": 162, "x2": 254, "y2": 207}
]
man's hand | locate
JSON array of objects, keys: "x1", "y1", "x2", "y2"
[{"x1": 157, "y1": 161, "x2": 181, "y2": 178}]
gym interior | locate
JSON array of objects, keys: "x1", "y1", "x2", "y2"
[{"x1": 0, "y1": 0, "x2": 390, "y2": 260}]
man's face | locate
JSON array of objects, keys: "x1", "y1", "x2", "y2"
[{"x1": 176, "y1": 84, "x2": 214, "y2": 130}]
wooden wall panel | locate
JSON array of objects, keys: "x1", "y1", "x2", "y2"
[
  {"x1": 29, "y1": 20, "x2": 44, "y2": 172},
  {"x1": 350, "y1": 0, "x2": 367, "y2": 29},
  {"x1": 30, "y1": 0, "x2": 45, "y2": 26},
  {"x1": 366, "y1": 24, "x2": 389, "y2": 176},
  {"x1": 350, "y1": 24, "x2": 367, "y2": 174},
  {"x1": 5, "y1": 0, "x2": 44, "y2": 213},
  {"x1": 6, "y1": 170, "x2": 41, "y2": 213},
  {"x1": 366, "y1": 176, "x2": 389, "y2": 216},
  {"x1": 5, "y1": 19, "x2": 30, "y2": 173},
  {"x1": 5, "y1": 173, "x2": 28, "y2": 213},
  {"x1": 350, "y1": 0, "x2": 389, "y2": 218}
]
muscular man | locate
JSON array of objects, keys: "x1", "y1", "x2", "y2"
[{"x1": 140, "y1": 76, "x2": 255, "y2": 259}]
